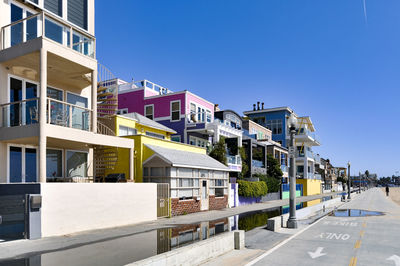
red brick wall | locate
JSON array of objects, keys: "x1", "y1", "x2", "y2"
[
  {"x1": 209, "y1": 195, "x2": 228, "y2": 210},
  {"x1": 171, "y1": 198, "x2": 201, "y2": 216}
]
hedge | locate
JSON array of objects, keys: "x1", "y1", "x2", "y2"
[
  {"x1": 237, "y1": 180, "x2": 268, "y2": 198},
  {"x1": 256, "y1": 174, "x2": 280, "y2": 193}
]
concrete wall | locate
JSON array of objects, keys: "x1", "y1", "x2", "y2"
[
  {"x1": 129, "y1": 231, "x2": 239, "y2": 266},
  {"x1": 40, "y1": 183, "x2": 157, "y2": 237},
  {"x1": 261, "y1": 192, "x2": 280, "y2": 202}
]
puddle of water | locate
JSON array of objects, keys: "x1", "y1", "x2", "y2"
[
  {"x1": 236, "y1": 208, "x2": 281, "y2": 232},
  {"x1": 330, "y1": 209, "x2": 384, "y2": 217}
]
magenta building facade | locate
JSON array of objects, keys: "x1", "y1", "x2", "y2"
[{"x1": 117, "y1": 80, "x2": 215, "y2": 148}]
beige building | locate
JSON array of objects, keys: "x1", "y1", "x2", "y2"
[{"x1": 0, "y1": 0, "x2": 133, "y2": 183}]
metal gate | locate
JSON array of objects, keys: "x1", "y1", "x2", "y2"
[
  {"x1": 157, "y1": 183, "x2": 170, "y2": 218},
  {"x1": 0, "y1": 195, "x2": 27, "y2": 241}
]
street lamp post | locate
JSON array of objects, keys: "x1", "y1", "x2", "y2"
[
  {"x1": 287, "y1": 114, "x2": 298, "y2": 229},
  {"x1": 359, "y1": 171, "x2": 361, "y2": 194},
  {"x1": 347, "y1": 161, "x2": 351, "y2": 200}
]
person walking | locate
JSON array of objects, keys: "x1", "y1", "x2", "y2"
[{"x1": 386, "y1": 185, "x2": 390, "y2": 197}]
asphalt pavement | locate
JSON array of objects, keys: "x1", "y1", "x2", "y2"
[{"x1": 246, "y1": 188, "x2": 400, "y2": 266}]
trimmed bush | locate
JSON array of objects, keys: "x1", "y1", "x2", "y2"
[
  {"x1": 256, "y1": 174, "x2": 280, "y2": 193},
  {"x1": 238, "y1": 180, "x2": 268, "y2": 197}
]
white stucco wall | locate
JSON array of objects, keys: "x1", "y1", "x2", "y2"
[{"x1": 40, "y1": 183, "x2": 157, "y2": 237}]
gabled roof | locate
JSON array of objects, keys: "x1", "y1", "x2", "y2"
[
  {"x1": 121, "y1": 113, "x2": 176, "y2": 134},
  {"x1": 143, "y1": 144, "x2": 230, "y2": 171}
]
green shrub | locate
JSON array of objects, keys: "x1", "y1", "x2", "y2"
[
  {"x1": 256, "y1": 174, "x2": 280, "y2": 193},
  {"x1": 238, "y1": 180, "x2": 268, "y2": 197}
]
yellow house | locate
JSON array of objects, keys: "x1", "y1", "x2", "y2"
[
  {"x1": 297, "y1": 178, "x2": 322, "y2": 207},
  {"x1": 104, "y1": 113, "x2": 208, "y2": 182}
]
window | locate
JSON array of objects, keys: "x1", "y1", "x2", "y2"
[
  {"x1": 119, "y1": 126, "x2": 136, "y2": 136},
  {"x1": 179, "y1": 178, "x2": 194, "y2": 187},
  {"x1": 66, "y1": 151, "x2": 88, "y2": 177},
  {"x1": 215, "y1": 188, "x2": 224, "y2": 197},
  {"x1": 67, "y1": 92, "x2": 89, "y2": 130},
  {"x1": 150, "y1": 167, "x2": 164, "y2": 176},
  {"x1": 215, "y1": 179, "x2": 224, "y2": 186},
  {"x1": 9, "y1": 77, "x2": 38, "y2": 127},
  {"x1": 116, "y1": 108, "x2": 128, "y2": 115},
  {"x1": 68, "y1": 0, "x2": 88, "y2": 30},
  {"x1": 253, "y1": 117, "x2": 266, "y2": 126},
  {"x1": 146, "y1": 131, "x2": 165, "y2": 139},
  {"x1": 190, "y1": 103, "x2": 196, "y2": 122},
  {"x1": 44, "y1": 0, "x2": 62, "y2": 17},
  {"x1": 266, "y1": 119, "x2": 283, "y2": 135},
  {"x1": 145, "y1": 105, "x2": 154, "y2": 120},
  {"x1": 9, "y1": 146, "x2": 38, "y2": 183},
  {"x1": 189, "y1": 136, "x2": 207, "y2": 148},
  {"x1": 206, "y1": 110, "x2": 212, "y2": 123},
  {"x1": 47, "y1": 149, "x2": 62, "y2": 178},
  {"x1": 171, "y1": 101, "x2": 180, "y2": 121},
  {"x1": 171, "y1": 135, "x2": 181, "y2": 142}
]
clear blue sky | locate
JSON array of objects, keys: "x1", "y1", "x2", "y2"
[{"x1": 96, "y1": 0, "x2": 400, "y2": 177}]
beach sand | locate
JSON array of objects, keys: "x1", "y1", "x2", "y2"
[{"x1": 382, "y1": 187, "x2": 400, "y2": 206}]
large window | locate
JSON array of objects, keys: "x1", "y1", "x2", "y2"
[
  {"x1": 67, "y1": 92, "x2": 89, "y2": 130},
  {"x1": 8, "y1": 146, "x2": 37, "y2": 183},
  {"x1": 171, "y1": 101, "x2": 180, "y2": 121},
  {"x1": 44, "y1": 0, "x2": 62, "y2": 17},
  {"x1": 119, "y1": 126, "x2": 136, "y2": 136},
  {"x1": 145, "y1": 105, "x2": 154, "y2": 120},
  {"x1": 189, "y1": 136, "x2": 207, "y2": 148},
  {"x1": 266, "y1": 119, "x2": 283, "y2": 135},
  {"x1": 47, "y1": 149, "x2": 62, "y2": 178},
  {"x1": 66, "y1": 150, "x2": 88, "y2": 177}
]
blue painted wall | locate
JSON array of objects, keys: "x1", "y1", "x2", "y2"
[{"x1": 247, "y1": 110, "x2": 291, "y2": 147}]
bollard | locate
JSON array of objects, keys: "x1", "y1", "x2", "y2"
[
  {"x1": 234, "y1": 230, "x2": 245, "y2": 250},
  {"x1": 323, "y1": 205, "x2": 326, "y2": 213}
]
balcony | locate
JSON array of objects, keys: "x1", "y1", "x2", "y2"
[
  {"x1": 296, "y1": 149, "x2": 314, "y2": 159},
  {"x1": 227, "y1": 155, "x2": 242, "y2": 172},
  {"x1": 1, "y1": 11, "x2": 95, "y2": 58},
  {"x1": 294, "y1": 128, "x2": 320, "y2": 146},
  {"x1": 0, "y1": 98, "x2": 92, "y2": 131},
  {"x1": 280, "y1": 164, "x2": 288, "y2": 173}
]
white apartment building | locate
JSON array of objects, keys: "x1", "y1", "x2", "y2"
[{"x1": 0, "y1": 0, "x2": 134, "y2": 183}]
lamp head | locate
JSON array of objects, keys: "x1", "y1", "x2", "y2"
[{"x1": 288, "y1": 114, "x2": 297, "y2": 130}]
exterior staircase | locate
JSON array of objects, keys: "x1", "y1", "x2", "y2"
[
  {"x1": 94, "y1": 64, "x2": 120, "y2": 181},
  {"x1": 97, "y1": 63, "x2": 118, "y2": 117}
]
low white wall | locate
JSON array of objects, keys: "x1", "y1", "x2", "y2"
[
  {"x1": 128, "y1": 231, "x2": 239, "y2": 266},
  {"x1": 40, "y1": 183, "x2": 157, "y2": 237}
]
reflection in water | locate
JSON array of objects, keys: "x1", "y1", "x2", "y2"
[
  {"x1": 0, "y1": 218, "x2": 231, "y2": 266},
  {"x1": 330, "y1": 209, "x2": 384, "y2": 217},
  {"x1": 236, "y1": 208, "x2": 281, "y2": 231}
]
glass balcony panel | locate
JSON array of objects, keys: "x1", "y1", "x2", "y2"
[
  {"x1": 45, "y1": 17, "x2": 63, "y2": 44},
  {"x1": 26, "y1": 13, "x2": 38, "y2": 41}
]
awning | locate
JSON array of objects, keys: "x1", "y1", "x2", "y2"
[{"x1": 143, "y1": 144, "x2": 230, "y2": 171}]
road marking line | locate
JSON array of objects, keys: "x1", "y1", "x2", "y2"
[
  {"x1": 349, "y1": 257, "x2": 357, "y2": 266},
  {"x1": 354, "y1": 240, "x2": 361, "y2": 249},
  {"x1": 359, "y1": 230, "x2": 365, "y2": 237},
  {"x1": 244, "y1": 216, "x2": 328, "y2": 266}
]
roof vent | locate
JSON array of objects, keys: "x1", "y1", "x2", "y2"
[
  {"x1": 261, "y1": 102, "x2": 264, "y2": 109},
  {"x1": 257, "y1": 101, "x2": 260, "y2": 110},
  {"x1": 253, "y1": 104, "x2": 256, "y2": 111}
]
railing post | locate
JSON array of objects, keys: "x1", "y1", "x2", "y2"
[
  {"x1": 39, "y1": 48, "x2": 47, "y2": 183},
  {"x1": 42, "y1": 13, "x2": 45, "y2": 39},
  {"x1": 69, "y1": 26, "x2": 72, "y2": 48},
  {"x1": 69, "y1": 105, "x2": 72, "y2": 128}
]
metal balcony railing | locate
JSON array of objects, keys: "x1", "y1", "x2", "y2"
[
  {"x1": 186, "y1": 111, "x2": 212, "y2": 124},
  {"x1": 0, "y1": 97, "x2": 92, "y2": 131},
  {"x1": 1, "y1": 11, "x2": 95, "y2": 58},
  {"x1": 296, "y1": 128, "x2": 319, "y2": 143}
]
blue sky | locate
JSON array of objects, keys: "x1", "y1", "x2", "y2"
[{"x1": 96, "y1": 0, "x2": 400, "y2": 177}]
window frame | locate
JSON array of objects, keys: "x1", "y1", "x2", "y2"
[
  {"x1": 170, "y1": 100, "x2": 181, "y2": 122},
  {"x1": 144, "y1": 104, "x2": 154, "y2": 120},
  {"x1": 65, "y1": 149, "x2": 89, "y2": 178}
]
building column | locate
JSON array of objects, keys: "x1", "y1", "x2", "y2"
[
  {"x1": 129, "y1": 148, "x2": 134, "y2": 182},
  {"x1": 39, "y1": 49, "x2": 47, "y2": 183},
  {"x1": 303, "y1": 159, "x2": 308, "y2": 179},
  {"x1": 91, "y1": 69, "x2": 97, "y2": 133}
]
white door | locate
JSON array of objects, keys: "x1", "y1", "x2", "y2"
[{"x1": 200, "y1": 180, "x2": 209, "y2": 211}]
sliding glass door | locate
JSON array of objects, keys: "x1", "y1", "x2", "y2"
[{"x1": 9, "y1": 146, "x2": 37, "y2": 183}]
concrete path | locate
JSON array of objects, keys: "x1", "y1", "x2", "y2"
[
  {"x1": 243, "y1": 188, "x2": 400, "y2": 266},
  {"x1": 0, "y1": 191, "x2": 339, "y2": 261}
]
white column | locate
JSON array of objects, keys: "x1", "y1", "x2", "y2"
[
  {"x1": 303, "y1": 159, "x2": 308, "y2": 179},
  {"x1": 91, "y1": 70, "x2": 97, "y2": 133},
  {"x1": 129, "y1": 148, "x2": 134, "y2": 182},
  {"x1": 39, "y1": 49, "x2": 47, "y2": 183}
]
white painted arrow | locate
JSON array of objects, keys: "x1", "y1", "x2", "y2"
[
  {"x1": 308, "y1": 247, "x2": 327, "y2": 259},
  {"x1": 387, "y1": 255, "x2": 400, "y2": 266}
]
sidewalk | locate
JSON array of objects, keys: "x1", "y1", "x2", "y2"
[{"x1": 0, "y1": 191, "x2": 340, "y2": 260}]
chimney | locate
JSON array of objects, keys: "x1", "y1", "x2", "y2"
[
  {"x1": 214, "y1": 104, "x2": 220, "y2": 112},
  {"x1": 253, "y1": 104, "x2": 256, "y2": 111},
  {"x1": 257, "y1": 101, "x2": 260, "y2": 110},
  {"x1": 261, "y1": 102, "x2": 264, "y2": 109}
]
